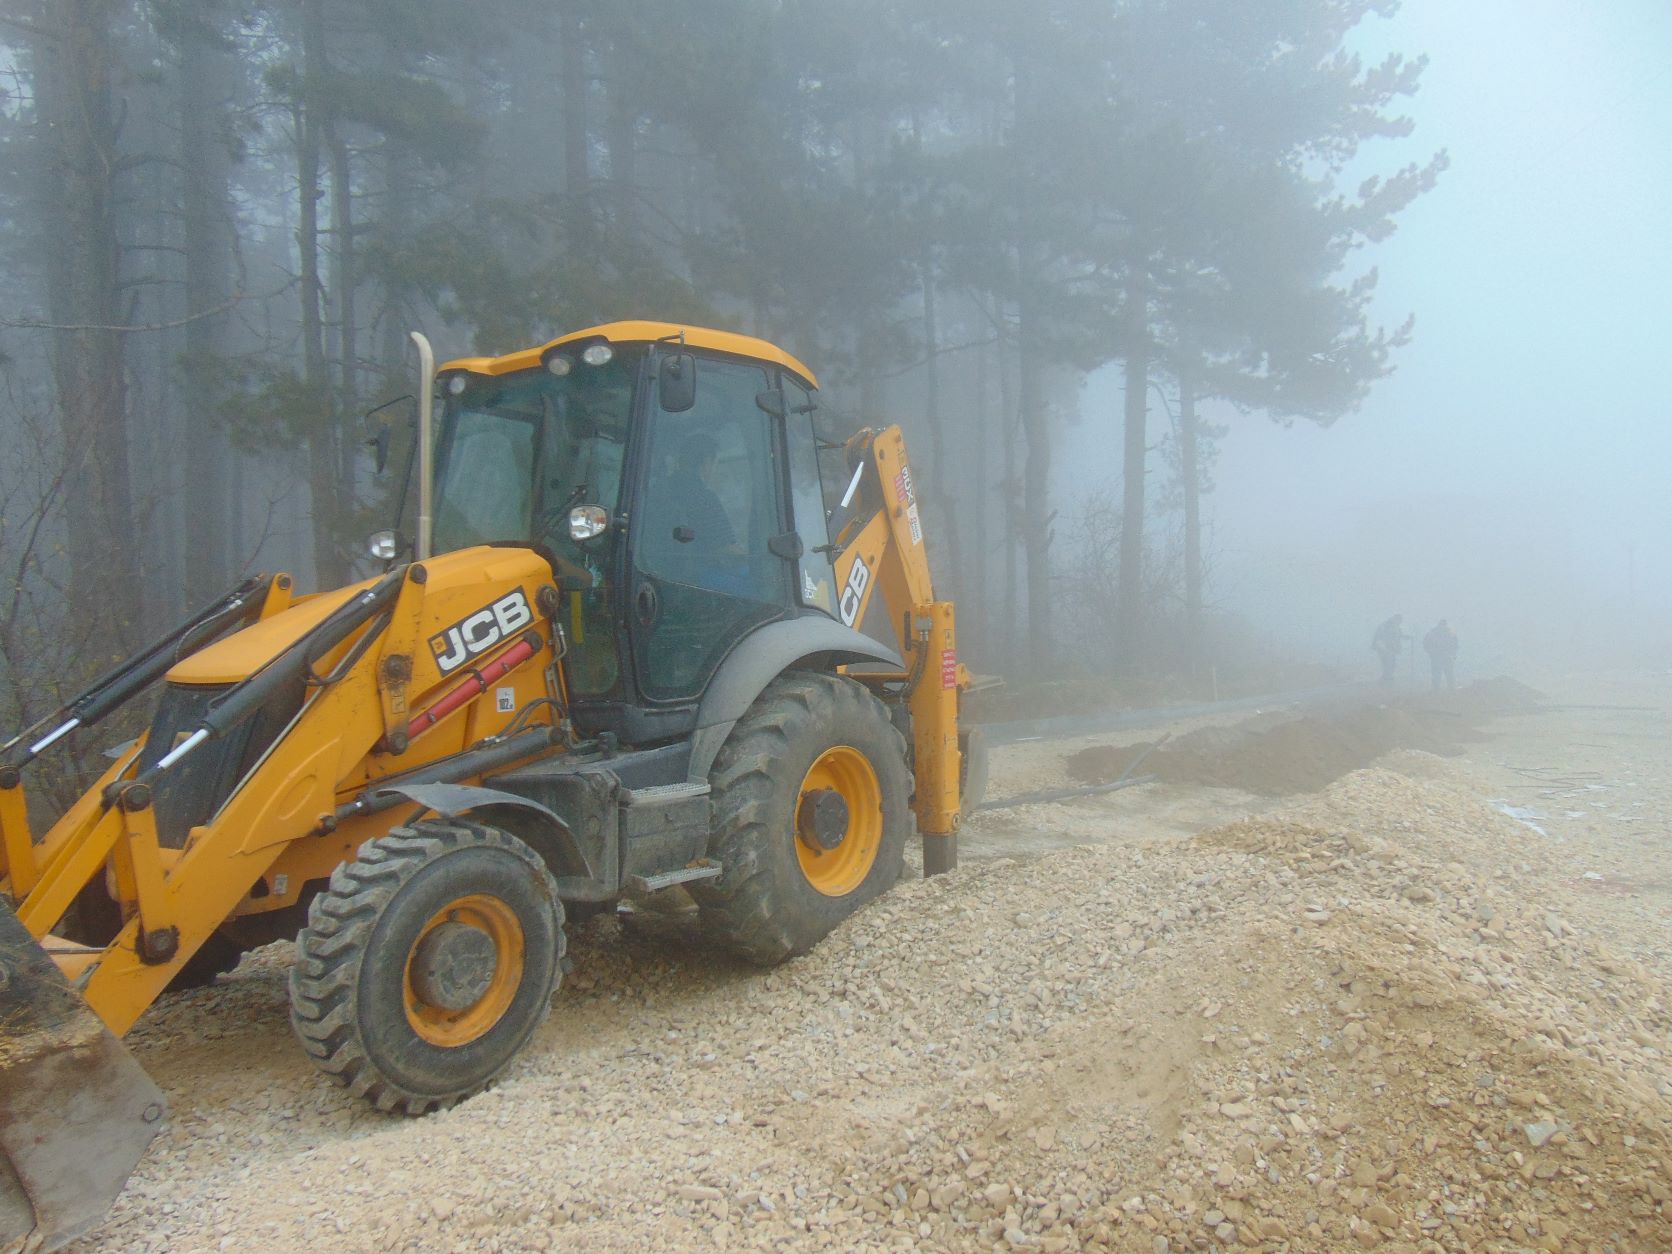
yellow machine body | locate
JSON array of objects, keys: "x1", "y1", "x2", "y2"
[{"x1": 0, "y1": 321, "x2": 973, "y2": 1252}]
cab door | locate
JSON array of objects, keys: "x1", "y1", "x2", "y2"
[{"x1": 628, "y1": 354, "x2": 791, "y2": 705}]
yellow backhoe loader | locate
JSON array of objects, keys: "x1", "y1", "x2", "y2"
[{"x1": 0, "y1": 322, "x2": 985, "y2": 1251}]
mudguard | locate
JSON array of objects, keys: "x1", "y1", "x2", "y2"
[
  {"x1": 686, "y1": 617, "x2": 903, "y2": 782},
  {"x1": 367, "y1": 781, "x2": 594, "y2": 880},
  {"x1": 0, "y1": 905, "x2": 166, "y2": 1253}
]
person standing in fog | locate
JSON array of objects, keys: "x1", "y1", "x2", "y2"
[
  {"x1": 1424, "y1": 619, "x2": 1459, "y2": 691},
  {"x1": 1372, "y1": 614, "x2": 1404, "y2": 687}
]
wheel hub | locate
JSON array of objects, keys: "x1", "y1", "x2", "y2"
[
  {"x1": 409, "y1": 920, "x2": 499, "y2": 1012},
  {"x1": 797, "y1": 787, "x2": 850, "y2": 853}
]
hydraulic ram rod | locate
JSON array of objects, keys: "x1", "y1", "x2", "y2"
[{"x1": 0, "y1": 576, "x2": 272, "y2": 770}]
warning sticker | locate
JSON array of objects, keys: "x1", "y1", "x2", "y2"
[
  {"x1": 940, "y1": 648, "x2": 958, "y2": 689},
  {"x1": 907, "y1": 503, "x2": 923, "y2": 545},
  {"x1": 496, "y1": 686, "x2": 516, "y2": 713}
]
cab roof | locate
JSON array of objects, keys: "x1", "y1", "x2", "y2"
[{"x1": 437, "y1": 320, "x2": 818, "y2": 390}]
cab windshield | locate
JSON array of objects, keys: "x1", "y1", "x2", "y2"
[{"x1": 431, "y1": 348, "x2": 641, "y2": 564}]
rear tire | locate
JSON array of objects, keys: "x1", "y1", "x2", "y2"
[
  {"x1": 691, "y1": 671, "x2": 910, "y2": 965},
  {"x1": 288, "y1": 819, "x2": 564, "y2": 1114}
]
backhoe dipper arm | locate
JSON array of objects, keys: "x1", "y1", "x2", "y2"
[{"x1": 827, "y1": 426, "x2": 965, "y2": 874}]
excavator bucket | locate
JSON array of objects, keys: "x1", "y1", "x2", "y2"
[{"x1": 0, "y1": 905, "x2": 165, "y2": 1254}]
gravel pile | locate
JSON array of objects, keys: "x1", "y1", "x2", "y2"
[
  {"x1": 77, "y1": 753, "x2": 1668, "y2": 1253},
  {"x1": 1064, "y1": 680, "x2": 1540, "y2": 797}
]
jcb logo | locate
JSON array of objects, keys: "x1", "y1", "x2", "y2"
[
  {"x1": 839, "y1": 558, "x2": 870, "y2": 627},
  {"x1": 430, "y1": 589, "x2": 534, "y2": 674}
]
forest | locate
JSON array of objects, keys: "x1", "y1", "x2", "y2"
[{"x1": 0, "y1": 0, "x2": 1445, "y2": 770}]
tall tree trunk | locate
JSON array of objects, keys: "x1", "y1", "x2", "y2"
[
  {"x1": 179, "y1": 14, "x2": 234, "y2": 605},
  {"x1": 1017, "y1": 285, "x2": 1052, "y2": 670},
  {"x1": 1179, "y1": 360, "x2": 1203, "y2": 671},
  {"x1": 561, "y1": 6, "x2": 592, "y2": 243},
  {"x1": 995, "y1": 307, "x2": 1018, "y2": 670},
  {"x1": 973, "y1": 317, "x2": 991, "y2": 655},
  {"x1": 919, "y1": 255, "x2": 964, "y2": 600},
  {"x1": 378, "y1": 133, "x2": 415, "y2": 381},
  {"x1": 36, "y1": 0, "x2": 138, "y2": 649},
  {"x1": 329, "y1": 123, "x2": 358, "y2": 511},
  {"x1": 1116, "y1": 286, "x2": 1148, "y2": 666},
  {"x1": 297, "y1": 0, "x2": 340, "y2": 588},
  {"x1": 605, "y1": 45, "x2": 638, "y2": 246}
]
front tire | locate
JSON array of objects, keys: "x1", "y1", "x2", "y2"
[
  {"x1": 288, "y1": 820, "x2": 564, "y2": 1114},
  {"x1": 691, "y1": 671, "x2": 910, "y2": 965}
]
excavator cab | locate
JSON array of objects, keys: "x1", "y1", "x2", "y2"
[{"x1": 426, "y1": 326, "x2": 845, "y2": 748}]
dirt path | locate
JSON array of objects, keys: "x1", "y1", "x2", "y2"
[{"x1": 72, "y1": 674, "x2": 1672, "y2": 1253}]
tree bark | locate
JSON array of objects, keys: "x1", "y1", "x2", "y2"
[
  {"x1": 179, "y1": 14, "x2": 234, "y2": 605},
  {"x1": 561, "y1": 5, "x2": 592, "y2": 243},
  {"x1": 297, "y1": 0, "x2": 341, "y2": 588},
  {"x1": 1179, "y1": 360, "x2": 1202, "y2": 670},
  {"x1": 605, "y1": 43, "x2": 638, "y2": 245},
  {"x1": 1017, "y1": 286, "x2": 1052, "y2": 670},
  {"x1": 972, "y1": 315, "x2": 991, "y2": 654},
  {"x1": 36, "y1": 0, "x2": 138, "y2": 647},
  {"x1": 328, "y1": 122, "x2": 358, "y2": 511},
  {"x1": 995, "y1": 306, "x2": 1018, "y2": 669},
  {"x1": 919, "y1": 254, "x2": 964, "y2": 602},
  {"x1": 1116, "y1": 287, "x2": 1148, "y2": 666}
]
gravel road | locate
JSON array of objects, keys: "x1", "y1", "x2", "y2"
[{"x1": 71, "y1": 673, "x2": 1672, "y2": 1253}]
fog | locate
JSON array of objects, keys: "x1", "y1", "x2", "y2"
[
  {"x1": 3, "y1": 0, "x2": 1667, "y2": 712},
  {"x1": 1070, "y1": 0, "x2": 1672, "y2": 676}
]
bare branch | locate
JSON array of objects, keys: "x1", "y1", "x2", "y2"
[{"x1": 0, "y1": 291, "x2": 246, "y2": 334}]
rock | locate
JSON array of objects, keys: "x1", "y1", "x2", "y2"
[
  {"x1": 1524, "y1": 1120, "x2": 1559, "y2": 1148},
  {"x1": 1402, "y1": 885, "x2": 1436, "y2": 904},
  {"x1": 1362, "y1": 1202, "x2": 1397, "y2": 1229},
  {"x1": 678, "y1": 1185, "x2": 724, "y2": 1202}
]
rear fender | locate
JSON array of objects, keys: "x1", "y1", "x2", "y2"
[{"x1": 687, "y1": 618, "x2": 902, "y2": 783}]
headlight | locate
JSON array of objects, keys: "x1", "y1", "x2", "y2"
[
  {"x1": 580, "y1": 343, "x2": 614, "y2": 367},
  {"x1": 569, "y1": 505, "x2": 609, "y2": 541},
  {"x1": 367, "y1": 529, "x2": 399, "y2": 560},
  {"x1": 545, "y1": 354, "x2": 572, "y2": 377},
  {"x1": 445, "y1": 373, "x2": 467, "y2": 395}
]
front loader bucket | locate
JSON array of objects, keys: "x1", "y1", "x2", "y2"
[{"x1": 0, "y1": 906, "x2": 164, "y2": 1253}]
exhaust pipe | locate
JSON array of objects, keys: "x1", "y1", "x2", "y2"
[{"x1": 410, "y1": 331, "x2": 435, "y2": 561}]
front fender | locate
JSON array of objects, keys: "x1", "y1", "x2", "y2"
[{"x1": 367, "y1": 782, "x2": 591, "y2": 880}]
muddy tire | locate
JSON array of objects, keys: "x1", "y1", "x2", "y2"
[
  {"x1": 691, "y1": 671, "x2": 910, "y2": 965},
  {"x1": 288, "y1": 820, "x2": 564, "y2": 1114}
]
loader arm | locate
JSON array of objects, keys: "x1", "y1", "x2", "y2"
[
  {"x1": 1, "y1": 547, "x2": 568, "y2": 1251},
  {"x1": 825, "y1": 426, "x2": 968, "y2": 873}
]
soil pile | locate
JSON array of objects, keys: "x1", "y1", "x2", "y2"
[
  {"x1": 79, "y1": 753, "x2": 1669, "y2": 1253},
  {"x1": 1065, "y1": 679, "x2": 1541, "y2": 796}
]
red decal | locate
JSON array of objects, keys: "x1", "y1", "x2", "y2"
[{"x1": 940, "y1": 648, "x2": 958, "y2": 689}]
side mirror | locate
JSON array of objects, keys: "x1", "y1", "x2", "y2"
[
  {"x1": 755, "y1": 387, "x2": 786, "y2": 418},
  {"x1": 658, "y1": 352, "x2": 697, "y2": 413},
  {"x1": 363, "y1": 394, "x2": 415, "y2": 474}
]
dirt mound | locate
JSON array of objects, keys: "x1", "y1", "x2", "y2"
[
  {"x1": 1066, "y1": 680, "x2": 1539, "y2": 796},
  {"x1": 77, "y1": 745, "x2": 1672, "y2": 1253}
]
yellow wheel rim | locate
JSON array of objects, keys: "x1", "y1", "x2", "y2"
[
  {"x1": 795, "y1": 746, "x2": 883, "y2": 897},
  {"x1": 402, "y1": 893, "x2": 525, "y2": 1047}
]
